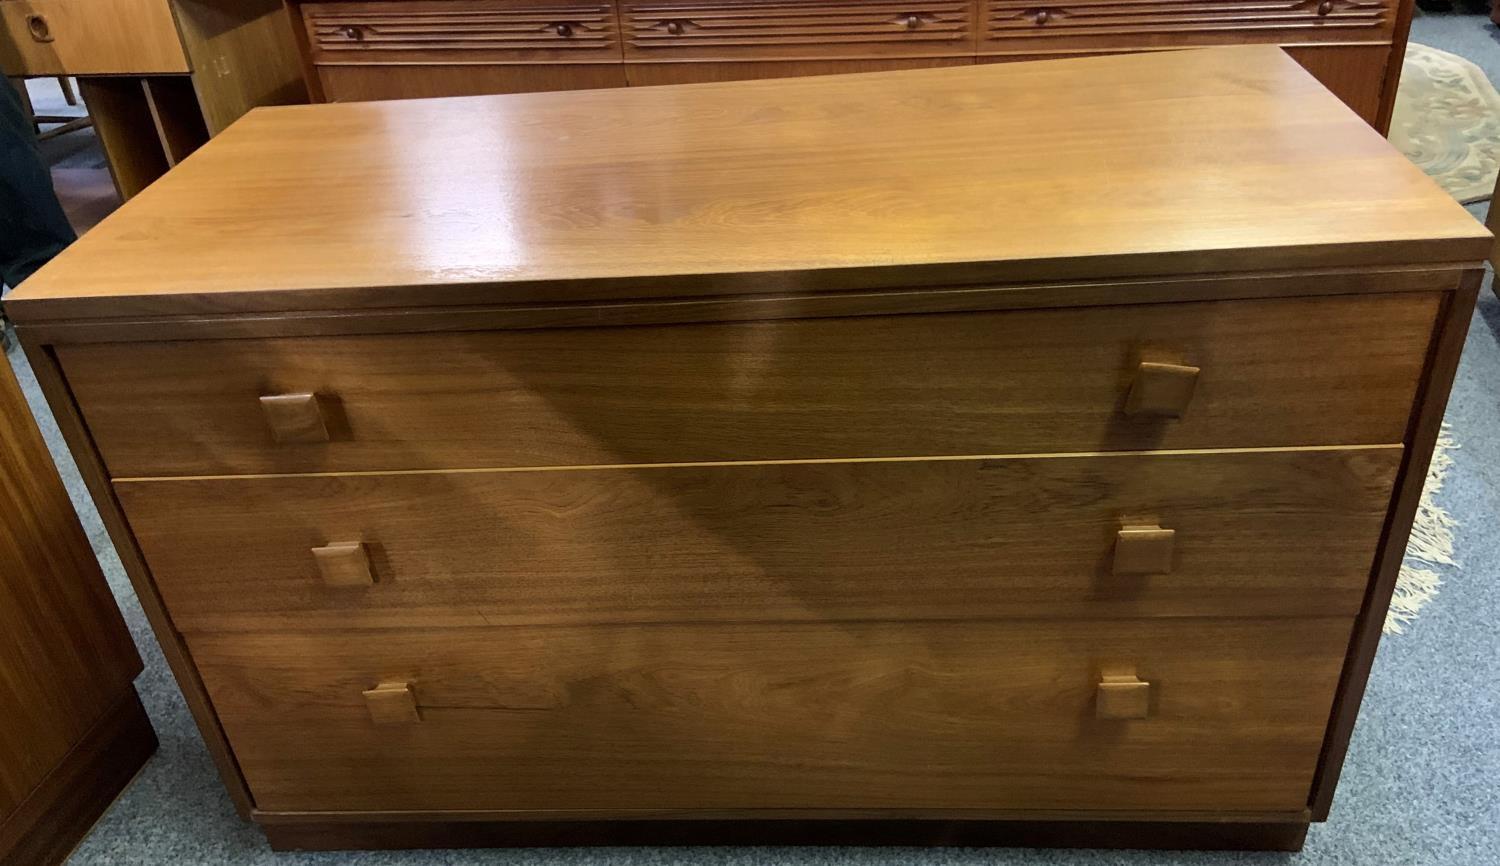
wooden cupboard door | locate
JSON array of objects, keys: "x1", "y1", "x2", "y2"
[
  {"x1": 300, "y1": 0, "x2": 624, "y2": 65},
  {"x1": 0, "y1": 0, "x2": 188, "y2": 76},
  {"x1": 978, "y1": 0, "x2": 1397, "y2": 57},
  {"x1": 190, "y1": 617, "x2": 1354, "y2": 813},
  {"x1": 117, "y1": 448, "x2": 1400, "y2": 632},
  {"x1": 58, "y1": 293, "x2": 1437, "y2": 478},
  {"x1": 621, "y1": 0, "x2": 978, "y2": 61}
]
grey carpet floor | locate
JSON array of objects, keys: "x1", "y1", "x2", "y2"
[{"x1": 8, "y1": 10, "x2": 1499, "y2": 864}]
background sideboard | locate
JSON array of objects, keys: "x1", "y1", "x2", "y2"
[{"x1": 285, "y1": 0, "x2": 1415, "y2": 131}]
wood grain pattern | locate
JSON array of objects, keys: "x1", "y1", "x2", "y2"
[
  {"x1": 303, "y1": 0, "x2": 623, "y2": 64},
  {"x1": 0, "y1": 355, "x2": 142, "y2": 815},
  {"x1": 18, "y1": 344, "x2": 256, "y2": 819},
  {"x1": 979, "y1": 0, "x2": 1395, "y2": 53},
  {"x1": 75, "y1": 78, "x2": 170, "y2": 201},
  {"x1": 6, "y1": 46, "x2": 1486, "y2": 322},
  {"x1": 174, "y1": 0, "x2": 308, "y2": 136},
  {"x1": 0, "y1": 352, "x2": 150, "y2": 859},
  {"x1": 188, "y1": 617, "x2": 1354, "y2": 813},
  {"x1": 115, "y1": 448, "x2": 1400, "y2": 631},
  {"x1": 0, "y1": 690, "x2": 156, "y2": 866},
  {"x1": 1308, "y1": 268, "x2": 1483, "y2": 818},
  {"x1": 61, "y1": 293, "x2": 1436, "y2": 478},
  {"x1": 316, "y1": 61, "x2": 627, "y2": 100},
  {"x1": 0, "y1": 0, "x2": 189, "y2": 76},
  {"x1": 621, "y1": 0, "x2": 977, "y2": 60}
]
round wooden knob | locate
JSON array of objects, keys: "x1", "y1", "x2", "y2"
[
  {"x1": 1035, "y1": 9, "x2": 1051, "y2": 25},
  {"x1": 1317, "y1": 0, "x2": 1333, "y2": 13},
  {"x1": 666, "y1": 20, "x2": 684, "y2": 35},
  {"x1": 554, "y1": 22, "x2": 573, "y2": 37},
  {"x1": 338, "y1": 25, "x2": 363, "y2": 41},
  {"x1": 904, "y1": 14, "x2": 922, "y2": 29}
]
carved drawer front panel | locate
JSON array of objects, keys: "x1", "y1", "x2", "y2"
[
  {"x1": 302, "y1": 0, "x2": 623, "y2": 65},
  {"x1": 981, "y1": 0, "x2": 1396, "y2": 55},
  {"x1": 622, "y1": 0, "x2": 977, "y2": 61}
]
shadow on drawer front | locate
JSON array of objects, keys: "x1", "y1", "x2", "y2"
[
  {"x1": 189, "y1": 617, "x2": 1353, "y2": 814},
  {"x1": 119, "y1": 447, "x2": 1399, "y2": 630},
  {"x1": 60, "y1": 293, "x2": 1436, "y2": 478}
]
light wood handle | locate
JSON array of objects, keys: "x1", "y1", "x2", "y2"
[
  {"x1": 259, "y1": 393, "x2": 331, "y2": 443},
  {"x1": 1097, "y1": 672, "x2": 1150, "y2": 720},
  {"x1": 313, "y1": 541, "x2": 374, "y2": 587},
  {"x1": 1123, "y1": 361, "x2": 1200, "y2": 418},
  {"x1": 363, "y1": 681, "x2": 420, "y2": 724},
  {"x1": 1112, "y1": 525, "x2": 1175, "y2": 576}
]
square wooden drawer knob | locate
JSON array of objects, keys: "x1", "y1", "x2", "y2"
[
  {"x1": 259, "y1": 392, "x2": 330, "y2": 443},
  {"x1": 1112, "y1": 525, "x2": 1176, "y2": 576},
  {"x1": 1097, "y1": 673, "x2": 1151, "y2": 720},
  {"x1": 363, "y1": 681, "x2": 420, "y2": 724},
  {"x1": 1124, "y1": 362, "x2": 1200, "y2": 417},
  {"x1": 313, "y1": 541, "x2": 374, "y2": 587}
]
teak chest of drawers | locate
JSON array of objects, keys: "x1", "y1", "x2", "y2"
[{"x1": 5, "y1": 46, "x2": 1489, "y2": 851}]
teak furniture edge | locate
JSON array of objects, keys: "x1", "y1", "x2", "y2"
[
  {"x1": 0, "y1": 351, "x2": 157, "y2": 865},
  {"x1": 5, "y1": 48, "x2": 1489, "y2": 851}
]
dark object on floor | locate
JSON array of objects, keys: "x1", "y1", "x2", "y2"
[
  {"x1": 0, "y1": 352, "x2": 156, "y2": 866},
  {"x1": 0, "y1": 79, "x2": 75, "y2": 290}
]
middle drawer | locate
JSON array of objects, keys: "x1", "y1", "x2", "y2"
[{"x1": 118, "y1": 447, "x2": 1399, "y2": 631}]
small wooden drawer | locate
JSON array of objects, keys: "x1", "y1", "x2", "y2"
[
  {"x1": 188, "y1": 616, "x2": 1353, "y2": 813},
  {"x1": 58, "y1": 293, "x2": 1436, "y2": 478},
  {"x1": 0, "y1": 0, "x2": 188, "y2": 76},
  {"x1": 118, "y1": 447, "x2": 1398, "y2": 631},
  {"x1": 300, "y1": 0, "x2": 624, "y2": 66},
  {"x1": 978, "y1": 0, "x2": 1396, "y2": 57},
  {"x1": 622, "y1": 0, "x2": 977, "y2": 61}
]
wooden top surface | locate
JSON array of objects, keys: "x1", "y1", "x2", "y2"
[{"x1": 8, "y1": 46, "x2": 1488, "y2": 321}]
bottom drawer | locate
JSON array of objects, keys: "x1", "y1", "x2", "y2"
[{"x1": 193, "y1": 617, "x2": 1353, "y2": 814}]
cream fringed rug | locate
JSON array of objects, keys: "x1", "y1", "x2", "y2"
[
  {"x1": 1390, "y1": 42, "x2": 1500, "y2": 203},
  {"x1": 1380, "y1": 46, "x2": 1485, "y2": 633},
  {"x1": 1385, "y1": 427, "x2": 1460, "y2": 635}
]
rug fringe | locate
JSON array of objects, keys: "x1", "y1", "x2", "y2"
[{"x1": 1385, "y1": 426, "x2": 1459, "y2": 634}]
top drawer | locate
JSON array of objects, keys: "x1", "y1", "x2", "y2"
[
  {"x1": 0, "y1": 0, "x2": 188, "y2": 76},
  {"x1": 300, "y1": 0, "x2": 623, "y2": 65},
  {"x1": 621, "y1": 0, "x2": 977, "y2": 61},
  {"x1": 979, "y1": 0, "x2": 1396, "y2": 56},
  {"x1": 57, "y1": 293, "x2": 1436, "y2": 478}
]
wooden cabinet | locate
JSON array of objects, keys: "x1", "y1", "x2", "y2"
[
  {"x1": 286, "y1": 0, "x2": 1414, "y2": 130},
  {"x1": 6, "y1": 47, "x2": 1490, "y2": 851},
  {"x1": 0, "y1": 0, "x2": 306, "y2": 199},
  {"x1": 0, "y1": 354, "x2": 155, "y2": 865}
]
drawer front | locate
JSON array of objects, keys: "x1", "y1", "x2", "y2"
[
  {"x1": 622, "y1": 0, "x2": 977, "y2": 61},
  {"x1": 301, "y1": 0, "x2": 623, "y2": 65},
  {"x1": 979, "y1": 0, "x2": 1396, "y2": 56},
  {"x1": 120, "y1": 448, "x2": 1399, "y2": 631},
  {"x1": 0, "y1": 0, "x2": 188, "y2": 76},
  {"x1": 60, "y1": 293, "x2": 1437, "y2": 478},
  {"x1": 191, "y1": 617, "x2": 1353, "y2": 813}
]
